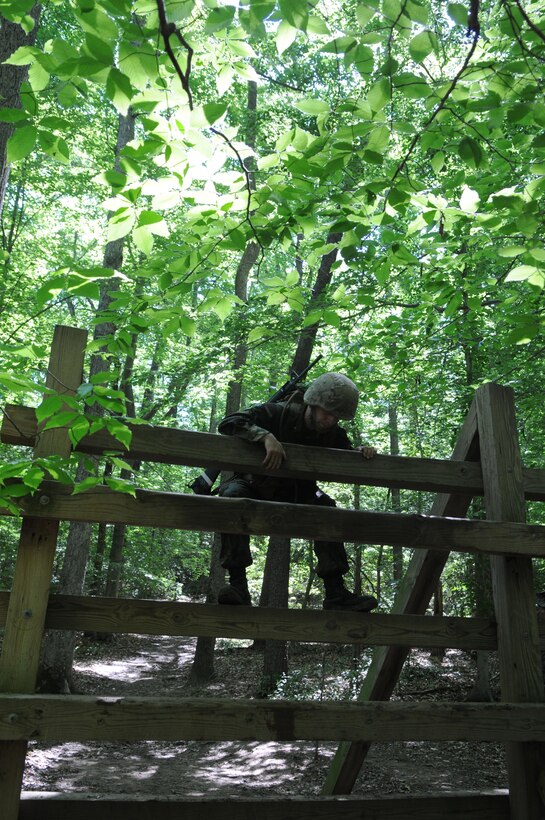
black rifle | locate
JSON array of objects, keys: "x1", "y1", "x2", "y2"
[{"x1": 189, "y1": 354, "x2": 323, "y2": 495}]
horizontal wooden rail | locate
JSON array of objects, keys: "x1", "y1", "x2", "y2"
[
  {"x1": 0, "y1": 592, "x2": 504, "y2": 649},
  {"x1": 18, "y1": 792, "x2": 510, "y2": 820},
  {"x1": 1, "y1": 403, "x2": 485, "y2": 495},
  {"x1": 6, "y1": 402, "x2": 545, "y2": 500},
  {"x1": 2, "y1": 696, "x2": 545, "y2": 742},
  {"x1": 8, "y1": 481, "x2": 545, "y2": 558}
]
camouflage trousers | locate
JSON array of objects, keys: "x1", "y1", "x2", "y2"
[{"x1": 218, "y1": 476, "x2": 350, "y2": 579}]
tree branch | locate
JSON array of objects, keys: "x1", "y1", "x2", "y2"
[{"x1": 155, "y1": 0, "x2": 194, "y2": 108}]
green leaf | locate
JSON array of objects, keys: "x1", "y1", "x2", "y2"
[
  {"x1": 395, "y1": 72, "x2": 430, "y2": 99},
  {"x1": 497, "y1": 246, "x2": 525, "y2": 258},
  {"x1": 444, "y1": 292, "x2": 463, "y2": 316},
  {"x1": 249, "y1": 0, "x2": 276, "y2": 21},
  {"x1": 22, "y1": 466, "x2": 44, "y2": 490},
  {"x1": 6, "y1": 124, "x2": 37, "y2": 162},
  {"x1": 0, "y1": 107, "x2": 29, "y2": 123},
  {"x1": 204, "y1": 6, "x2": 235, "y2": 33},
  {"x1": 367, "y1": 124, "x2": 390, "y2": 152},
  {"x1": 276, "y1": 19, "x2": 297, "y2": 54},
  {"x1": 35, "y1": 394, "x2": 64, "y2": 423},
  {"x1": 132, "y1": 224, "x2": 154, "y2": 255},
  {"x1": 529, "y1": 248, "x2": 545, "y2": 262},
  {"x1": 279, "y1": 0, "x2": 308, "y2": 30},
  {"x1": 0, "y1": 483, "x2": 31, "y2": 498},
  {"x1": 180, "y1": 315, "x2": 196, "y2": 337},
  {"x1": 105, "y1": 418, "x2": 132, "y2": 449},
  {"x1": 507, "y1": 325, "x2": 539, "y2": 345},
  {"x1": 43, "y1": 411, "x2": 81, "y2": 430},
  {"x1": 106, "y1": 68, "x2": 134, "y2": 114},
  {"x1": 409, "y1": 30, "x2": 436, "y2": 63},
  {"x1": 356, "y1": 4, "x2": 377, "y2": 25},
  {"x1": 458, "y1": 137, "x2": 483, "y2": 169},
  {"x1": 107, "y1": 207, "x2": 136, "y2": 242},
  {"x1": 447, "y1": 2, "x2": 468, "y2": 25},
  {"x1": 85, "y1": 32, "x2": 115, "y2": 65},
  {"x1": 106, "y1": 477, "x2": 136, "y2": 497},
  {"x1": 189, "y1": 103, "x2": 227, "y2": 127},
  {"x1": 505, "y1": 265, "x2": 541, "y2": 282},
  {"x1": 320, "y1": 36, "x2": 357, "y2": 54},
  {"x1": 345, "y1": 44, "x2": 374, "y2": 76},
  {"x1": 367, "y1": 77, "x2": 391, "y2": 111},
  {"x1": 295, "y1": 98, "x2": 330, "y2": 116},
  {"x1": 405, "y1": 0, "x2": 428, "y2": 24},
  {"x1": 72, "y1": 476, "x2": 102, "y2": 495},
  {"x1": 430, "y1": 151, "x2": 444, "y2": 173},
  {"x1": 213, "y1": 296, "x2": 236, "y2": 319},
  {"x1": 3, "y1": 45, "x2": 38, "y2": 66}
]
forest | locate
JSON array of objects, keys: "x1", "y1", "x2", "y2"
[{"x1": 0, "y1": 0, "x2": 545, "y2": 702}]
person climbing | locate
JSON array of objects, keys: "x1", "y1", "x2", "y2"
[{"x1": 216, "y1": 372, "x2": 379, "y2": 612}]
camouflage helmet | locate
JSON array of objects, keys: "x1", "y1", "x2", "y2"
[{"x1": 303, "y1": 373, "x2": 359, "y2": 420}]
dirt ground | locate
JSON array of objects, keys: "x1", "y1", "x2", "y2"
[{"x1": 22, "y1": 632, "x2": 508, "y2": 798}]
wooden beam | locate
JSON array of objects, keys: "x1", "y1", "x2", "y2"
[
  {"x1": 476, "y1": 383, "x2": 545, "y2": 820},
  {"x1": 18, "y1": 791, "x2": 511, "y2": 820},
  {"x1": 7, "y1": 480, "x2": 545, "y2": 558},
  {"x1": 0, "y1": 591, "x2": 502, "y2": 649},
  {"x1": 323, "y1": 398, "x2": 480, "y2": 794},
  {"x1": 0, "y1": 326, "x2": 87, "y2": 820},
  {"x1": 7, "y1": 401, "x2": 545, "y2": 500},
  {"x1": 1, "y1": 403, "x2": 487, "y2": 496},
  {"x1": 3, "y1": 695, "x2": 545, "y2": 743}
]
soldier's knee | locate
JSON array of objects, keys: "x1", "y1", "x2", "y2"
[
  {"x1": 219, "y1": 479, "x2": 252, "y2": 500},
  {"x1": 315, "y1": 492, "x2": 337, "y2": 509}
]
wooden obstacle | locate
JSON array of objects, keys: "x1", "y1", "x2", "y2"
[{"x1": 1, "y1": 324, "x2": 545, "y2": 819}]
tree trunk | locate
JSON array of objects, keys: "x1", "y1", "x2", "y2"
[
  {"x1": 0, "y1": 5, "x2": 41, "y2": 214},
  {"x1": 291, "y1": 231, "x2": 342, "y2": 375},
  {"x1": 37, "y1": 460, "x2": 92, "y2": 692},
  {"x1": 388, "y1": 403, "x2": 403, "y2": 581},
  {"x1": 189, "y1": 81, "x2": 259, "y2": 683},
  {"x1": 189, "y1": 533, "x2": 225, "y2": 683},
  {"x1": 37, "y1": 111, "x2": 135, "y2": 692},
  {"x1": 258, "y1": 535, "x2": 290, "y2": 696},
  {"x1": 258, "y1": 230, "x2": 343, "y2": 690}
]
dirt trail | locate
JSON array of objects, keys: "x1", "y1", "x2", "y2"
[{"x1": 23, "y1": 634, "x2": 508, "y2": 797}]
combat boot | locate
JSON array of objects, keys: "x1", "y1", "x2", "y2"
[
  {"x1": 218, "y1": 568, "x2": 251, "y2": 606},
  {"x1": 323, "y1": 576, "x2": 377, "y2": 612}
]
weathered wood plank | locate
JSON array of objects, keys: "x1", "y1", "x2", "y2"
[
  {"x1": 1, "y1": 403, "x2": 486, "y2": 495},
  {"x1": 2, "y1": 696, "x2": 545, "y2": 743},
  {"x1": 0, "y1": 591, "x2": 501, "y2": 649},
  {"x1": 476, "y1": 383, "x2": 545, "y2": 820},
  {"x1": 6, "y1": 401, "x2": 545, "y2": 501},
  {"x1": 18, "y1": 791, "x2": 511, "y2": 820},
  {"x1": 0, "y1": 325, "x2": 88, "y2": 820},
  {"x1": 324, "y1": 398, "x2": 481, "y2": 794},
  {"x1": 11, "y1": 479, "x2": 545, "y2": 558}
]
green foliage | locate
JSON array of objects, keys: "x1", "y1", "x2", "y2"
[{"x1": 0, "y1": 0, "x2": 545, "y2": 608}]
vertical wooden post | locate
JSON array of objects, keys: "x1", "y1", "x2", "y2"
[
  {"x1": 476, "y1": 382, "x2": 545, "y2": 819},
  {"x1": 323, "y1": 399, "x2": 480, "y2": 794},
  {"x1": 0, "y1": 325, "x2": 87, "y2": 819}
]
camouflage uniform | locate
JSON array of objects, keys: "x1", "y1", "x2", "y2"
[{"x1": 217, "y1": 396, "x2": 352, "y2": 579}]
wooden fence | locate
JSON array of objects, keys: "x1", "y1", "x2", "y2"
[{"x1": 1, "y1": 324, "x2": 544, "y2": 819}]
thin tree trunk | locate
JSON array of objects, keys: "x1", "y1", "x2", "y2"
[
  {"x1": 189, "y1": 533, "x2": 225, "y2": 683},
  {"x1": 388, "y1": 403, "x2": 403, "y2": 582},
  {"x1": 259, "y1": 230, "x2": 343, "y2": 692},
  {"x1": 37, "y1": 110, "x2": 135, "y2": 692},
  {"x1": 259, "y1": 535, "x2": 290, "y2": 696},
  {"x1": 0, "y1": 5, "x2": 41, "y2": 214},
  {"x1": 291, "y1": 231, "x2": 342, "y2": 375},
  {"x1": 37, "y1": 459, "x2": 92, "y2": 692},
  {"x1": 190, "y1": 81, "x2": 259, "y2": 683}
]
